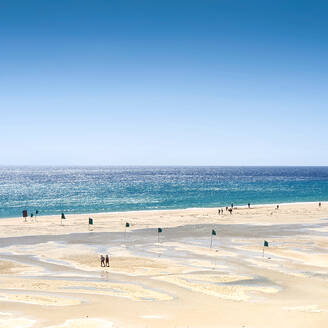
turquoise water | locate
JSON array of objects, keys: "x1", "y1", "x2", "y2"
[{"x1": 1, "y1": 166, "x2": 328, "y2": 218}]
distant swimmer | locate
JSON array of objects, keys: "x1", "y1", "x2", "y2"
[
  {"x1": 100, "y1": 255, "x2": 105, "y2": 267},
  {"x1": 231, "y1": 203, "x2": 234, "y2": 208},
  {"x1": 105, "y1": 254, "x2": 110, "y2": 267}
]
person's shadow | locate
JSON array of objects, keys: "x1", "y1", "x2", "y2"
[{"x1": 101, "y1": 270, "x2": 109, "y2": 281}]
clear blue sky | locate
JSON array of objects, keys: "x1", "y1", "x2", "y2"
[{"x1": 1, "y1": 0, "x2": 327, "y2": 165}]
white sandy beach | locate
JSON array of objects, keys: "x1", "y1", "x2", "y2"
[{"x1": 0, "y1": 202, "x2": 328, "y2": 327}]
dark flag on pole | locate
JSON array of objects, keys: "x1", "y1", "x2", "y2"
[
  {"x1": 263, "y1": 240, "x2": 269, "y2": 257},
  {"x1": 22, "y1": 210, "x2": 28, "y2": 222},
  {"x1": 124, "y1": 222, "x2": 130, "y2": 243},
  {"x1": 89, "y1": 218, "x2": 93, "y2": 231},
  {"x1": 210, "y1": 229, "x2": 216, "y2": 248},
  {"x1": 157, "y1": 228, "x2": 162, "y2": 244},
  {"x1": 61, "y1": 213, "x2": 66, "y2": 225}
]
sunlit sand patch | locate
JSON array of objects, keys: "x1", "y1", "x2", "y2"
[
  {"x1": 3, "y1": 242, "x2": 100, "y2": 264},
  {"x1": 154, "y1": 275, "x2": 278, "y2": 301},
  {"x1": 0, "y1": 293, "x2": 81, "y2": 306},
  {"x1": 310, "y1": 238, "x2": 328, "y2": 249},
  {"x1": 140, "y1": 315, "x2": 163, "y2": 319},
  {"x1": 233, "y1": 238, "x2": 315, "y2": 253},
  {"x1": 261, "y1": 248, "x2": 328, "y2": 268},
  {"x1": 309, "y1": 226, "x2": 328, "y2": 233},
  {"x1": 246, "y1": 257, "x2": 283, "y2": 268},
  {"x1": 0, "y1": 260, "x2": 40, "y2": 275},
  {"x1": 246, "y1": 257, "x2": 312, "y2": 278},
  {"x1": 2, "y1": 241, "x2": 67, "y2": 256},
  {"x1": 45, "y1": 318, "x2": 113, "y2": 328},
  {"x1": 0, "y1": 317, "x2": 35, "y2": 328},
  {"x1": 60, "y1": 252, "x2": 105, "y2": 272},
  {"x1": 165, "y1": 242, "x2": 237, "y2": 257},
  {"x1": 62, "y1": 252, "x2": 184, "y2": 276},
  {"x1": 180, "y1": 273, "x2": 253, "y2": 284},
  {"x1": 0, "y1": 277, "x2": 172, "y2": 301},
  {"x1": 185, "y1": 259, "x2": 227, "y2": 270},
  {"x1": 61, "y1": 281, "x2": 173, "y2": 301},
  {"x1": 110, "y1": 256, "x2": 172, "y2": 275},
  {"x1": 283, "y1": 305, "x2": 328, "y2": 313},
  {"x1": 147, "y1": 246, "x2": 167, "y2": 253}
]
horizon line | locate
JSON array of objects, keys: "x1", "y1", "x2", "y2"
[{"x1": 0, "y1": 164, "x2": 328, "y2": 168}]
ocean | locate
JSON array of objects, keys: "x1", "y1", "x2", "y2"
[{"x1": 0, "y1": 166, "x2": 328, "y2": 218}]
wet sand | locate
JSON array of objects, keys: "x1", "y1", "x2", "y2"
[{"x1": 0, "y1": 202, "x2": 328, "y2": 327}]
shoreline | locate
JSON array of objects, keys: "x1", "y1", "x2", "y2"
[{"x1": 0, "y1": 199, "x2": 326, "y2": 222}]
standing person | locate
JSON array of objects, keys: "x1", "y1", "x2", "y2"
[
  {"x1": 319, "y1": 202, "x2": 322, "y2": 207},
  {"x1": 231, "y1": 203, "x2": 234, "y2": 208},
  {"x1": 248, "y1": 203, "x2": 251, "y2": 209},
  {"x1": 100, "y1": 255, "x2": 105, "y2": 267},
  {"x1": 105, "y1": 254, "x2": 110, "y2": 267}
]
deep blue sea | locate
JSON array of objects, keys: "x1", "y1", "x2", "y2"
[{"x1": 1, "y1": 166, "x2": 328, "y2": 218}]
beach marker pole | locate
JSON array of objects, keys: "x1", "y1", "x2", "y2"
[
  {"x1": 210, "y1": 229, "x2": 216, "y2": 248},
  {"x1": 61, "y1": 212, "x2": 66, "y2": 226},
  {"x1": 158, "y1": 228, "x2": 162, "y2": 244},
  {"x1": 125, "y1": 222, "x2": 130, "y2": 243},
  {"x1": 89, "y1": 218, "x2": 93, "y2": 231},
  {"x1": 263, "y1": 240, "x2": 269, "y2": 257},
  {"x1": 22, "y1": 210, "x2": 28, "y2": 222}
]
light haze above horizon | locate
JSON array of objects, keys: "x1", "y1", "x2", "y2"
[{"x1": 1, "y1": 1, "x2": 327, "y2": 166}]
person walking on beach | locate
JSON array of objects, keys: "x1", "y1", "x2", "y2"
[
  {"x1": 105, "y1": 254, "x2": 110, "y2": 267},
  {"x1": 248, "y1": 203, "x2": 251, "y2": 209},
  {"x1": 100, "y1": 255, "x2": 105, "y2": 267},
  {"x1": 319, "y1": 202, "x2": 321, "y2": 207}
]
